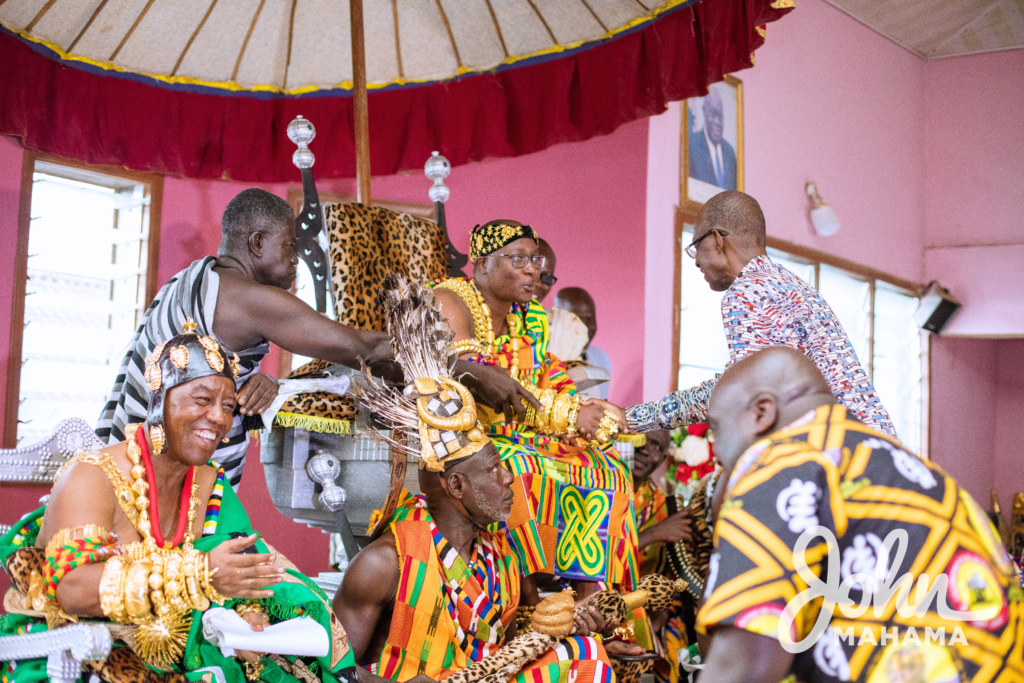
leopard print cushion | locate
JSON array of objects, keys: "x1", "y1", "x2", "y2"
[
  {"x1": 325, "y1": 203, "x2": 447, "y2": 331},
  {"x1": 5, "y1": 547, "x2": 44, "y2": 594},
  {"x1": 82, "y1": 646, "x2": 186, "y2": 683},
  {"x1": 281, "y1": 360, "x2": 358, "y2": 421}
]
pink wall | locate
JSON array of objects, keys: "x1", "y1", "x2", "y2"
[
  {"x1": 644, "y1": 0, "x2": 929, "y2": 401},
  {"x1": 1, "y1": 120, "x2": 648, "y2": 576},
  {"x1": 0, "y1": 136, "x2": 22, "y2": 446},
  {"x1": 923, "y1": 50, "x2": 1024, "y2": 337},
  {"x1": 929, "y1": 337, "x2": 1024, "y2": 507}
]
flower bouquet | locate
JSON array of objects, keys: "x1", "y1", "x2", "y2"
[{"x1": 666, "y1": 423, "x2": 715, "y2": 503}]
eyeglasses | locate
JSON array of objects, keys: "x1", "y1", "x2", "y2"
[
  {"x1": 684, "y1": 229, "x2": 729, "y2": 259},
  {"x1": 489, "y1": 254, "x2": 546, "y2": 269},
  {"x1": 540, "y1": 272, "x2": 558, "y2": 286}
]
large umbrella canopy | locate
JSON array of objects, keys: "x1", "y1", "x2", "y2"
[{"x1": 0, "y1": 0, "x2": 793, "y2": 181}]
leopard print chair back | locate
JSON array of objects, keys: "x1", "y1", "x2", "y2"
[{"x1": 324, "y1": 203, "x2": 447, "y2": 331}]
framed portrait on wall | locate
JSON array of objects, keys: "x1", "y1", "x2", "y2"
[{"x1": 680, "y1": 75, "x2": 744, "y2": 213}]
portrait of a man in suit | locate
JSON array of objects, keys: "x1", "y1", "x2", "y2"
[{"x1": 688, "y1": 85, "x2": 738, "y2": 190}]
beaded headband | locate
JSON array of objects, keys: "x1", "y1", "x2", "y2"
[
  {"x1": 469, "y1": 223, "x2": 539, "y2": 261},
  {"x1": 143, "y1": 318, "x2": 240, "y2": 454}
]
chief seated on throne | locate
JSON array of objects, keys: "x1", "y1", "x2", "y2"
[
  {"x1": 429, "y1": 221, "x2": 638, "y2": 606},
  {"x1": 0, "y1": 322, "x2": 359, "y2": 683}
]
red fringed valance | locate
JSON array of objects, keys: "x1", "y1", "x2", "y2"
[{"x1": 0, "y1": 0, "x2": 792, "y2": 182}]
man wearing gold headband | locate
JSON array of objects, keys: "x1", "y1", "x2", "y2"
[
  {"x1": 0, "y1": 321, "x2": 360, "y2": 683},
  {"x1": 335, "y1": 276, "x2": 626, "y2": 683},
  {"x1": 429, "y1": 221, "x2": 638, "y2": 604}
]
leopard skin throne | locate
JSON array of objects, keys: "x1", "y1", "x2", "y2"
[{"x1": 261, "y1": 117, "x2": 467, "y2": 564}]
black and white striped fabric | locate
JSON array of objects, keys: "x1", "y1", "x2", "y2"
[{"x1": 95, "y1": 257, "x2": 269, "y2": 488}]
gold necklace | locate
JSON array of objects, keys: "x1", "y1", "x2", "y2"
[{"x1": 125, "y1": 424, "x2": 201, "y2": 550}]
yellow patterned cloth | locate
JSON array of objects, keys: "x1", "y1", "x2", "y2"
[
  {"x1": 698, "y1": 404, "x2": 1024, "y2": 682},
  {"x1": 431, "y1": 279, "x2": 638, "y2": 587},
  {"x1": 374, "y1": 494, "x2": 613, "y2": 683}
]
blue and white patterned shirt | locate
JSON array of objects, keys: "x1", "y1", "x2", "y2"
[{"x1": 626, "y1": 255, "x2": 897, "y2": 439}]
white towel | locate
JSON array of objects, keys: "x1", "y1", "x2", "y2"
[
  {"x1": 201, "y1": 608, "x2": 329, "y2": 658},
  {"x1": 260, "y1": 376, "x2": 352, "y2": 430}
]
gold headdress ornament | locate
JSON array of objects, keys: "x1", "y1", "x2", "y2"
[
  {"x1": 469, "y1": 222, "x2": 540, "y2": 261},
  {"x1": 355, "y1": 275, "x2": 490, "y2": 472}
]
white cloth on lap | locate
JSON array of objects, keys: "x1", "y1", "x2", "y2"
[{"x1": 201, "y1": 608, "x2": 329, "y2": 658}]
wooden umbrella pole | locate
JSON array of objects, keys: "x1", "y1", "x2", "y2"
[{"x1": 350, "y1": 0, "x2": 372, "y2": 205}]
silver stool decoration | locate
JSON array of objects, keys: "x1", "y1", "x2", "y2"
[
  {"x1": 0, "y1": 623, "x2": 110, "y2": 683},
  {"x1": 0, "y1": 417, "x2": 104, "y2": 484}
]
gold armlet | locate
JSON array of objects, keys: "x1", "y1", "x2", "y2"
[
  {"x1": 451, "y1": 339, "x2": 487, "y2": 356},
  {"x1": 594, "y1": 411, "x2": 621, "y2": 444},
  {"x1": 44, "y1": 524, "x2": 111, "y2": 557},
  {"x1": 235, "y1": 600, "x2": 271, "y2": 622}
]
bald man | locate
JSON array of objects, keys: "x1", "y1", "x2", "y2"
[
  {"x1": 555, "y1": 287, "x2": 612, "y2": 399},
  {"x1": 695, "y1": 347, "x2": 1022, "y2": 683},
  {"x1": 625, "y1": 191, "x2": 897, "y2": 439}
]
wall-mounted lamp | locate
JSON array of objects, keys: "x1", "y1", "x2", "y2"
[{"x1": 806, "y1": 181, "x2": 840, "y2": 237}]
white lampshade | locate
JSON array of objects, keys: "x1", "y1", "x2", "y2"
[{"x1": 806, "y1": 182, "x2": 841, "y2": 237}]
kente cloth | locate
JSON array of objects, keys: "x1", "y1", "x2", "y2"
[
  {"x1": 94, "y1": 257, "x2": 269, "y2": 488},
  {"x1": 0, "y1": 463, "x2": 356, "y2": 683},
  {"x1": 630, "y1": 483, "x2": 690, "y2": 683},
  {"x1": 634, "y1": 482, "x2": 671, "y2": 578},
  {"x1": 626, "y1": 255, "x2": 897, "y2": 439},
  {"x1": 697, "y1": 404, "x2": 1024, "y2": 683},
  {"x1": 432, "y1": 279, "x2": 637, "y2": 586},
  {"x1": 375, "y1": 494, "x2": 613, "y2": 683}
]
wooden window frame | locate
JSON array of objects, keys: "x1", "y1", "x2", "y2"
[
  {"x1": 3, "y1": 151, "x2": 163, "y2": 448},
  {"x1": 671, "y1": 206, "x2": 928, "y2": 453}
]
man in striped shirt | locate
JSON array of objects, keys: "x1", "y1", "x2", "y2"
[
  {"x1": 96, "y1": 189, "x2": 399, "y2": 487},
  {"x1": 624, "y1": 191, "x2": 897, "y2": 440}
]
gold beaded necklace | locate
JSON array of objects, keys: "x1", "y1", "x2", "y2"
[{"x1": 125, "y1": 424, "x2": 201, "y2": 550}]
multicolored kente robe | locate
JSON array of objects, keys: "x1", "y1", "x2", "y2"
[
  {"x1": 433, "y1": 279, "x2": 638, "y2": 587},
  {"x1": 631, "y1": 482, "x2": 691, "y2": 683},
  {"x1": 698, "y1": 405, "x2": 1024, "y2": 683},
  {"x1": 0, "y1": 462, "x2": 356, "y2": 683},
  {"x1": 374, "y1": 493, "x2": 613, "y2": 683}
]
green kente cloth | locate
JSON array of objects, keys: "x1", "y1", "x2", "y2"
[{"x1": 0, "y1": 469, "x2": 355, "y2": 683}]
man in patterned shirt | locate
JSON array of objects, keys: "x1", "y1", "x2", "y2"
[
  {"x1": 624, "y1": 191, "x2": 897, "y2": 439},
  {"x1": 696, "y1": 346, "x2": 1022, "y2": 683}
]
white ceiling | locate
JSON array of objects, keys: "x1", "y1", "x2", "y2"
[{"x1": 824, "y1": 0, "x2": 1024, "y2": 59}]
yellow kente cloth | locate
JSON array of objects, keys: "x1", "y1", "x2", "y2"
[
  {"x1": 698, "y1": 404, "x2": 1024, "y2": 683},
  {"x1": 375, "y1": 494, "x2": 614, "y2": 683},
  {"x1": 432, "y1": 279, "x2": 638, "y2": 587}
]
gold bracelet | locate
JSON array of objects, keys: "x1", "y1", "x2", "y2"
[
  {"x1": 123, "y1": 557, "x2": 153, "y2": 620},
  {"x1": 566, "y1": 395, "x2": 582, "y2": 435},
  {"x1": 451, "y1": 339, "x2": 487, "y2": 356},
  {"x1": 99, "y1": 555, "x2": 129, "y2": 623},
  {"x1": 203, "y1": 554, "x2": 227, "y2": 606},
  {"x1": 183, "y1": 549, "x2": 210, "y2": 611},
  {"x1": 235, "y1": 600, "x2": 271, "y2": 622},
  {"x1": 594, "y1": 411, "x2": 621, "y2": 444}
]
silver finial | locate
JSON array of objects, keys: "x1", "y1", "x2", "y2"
[
  {"x1": 306, "y1": 450, "x2": 347, "y2": 512},
  {"x1": 288, "y1": 115, "x2": 316, "y2": 169},
  {"x1": 425, "y1": 151, "x2": 451, "y2": 203}
]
